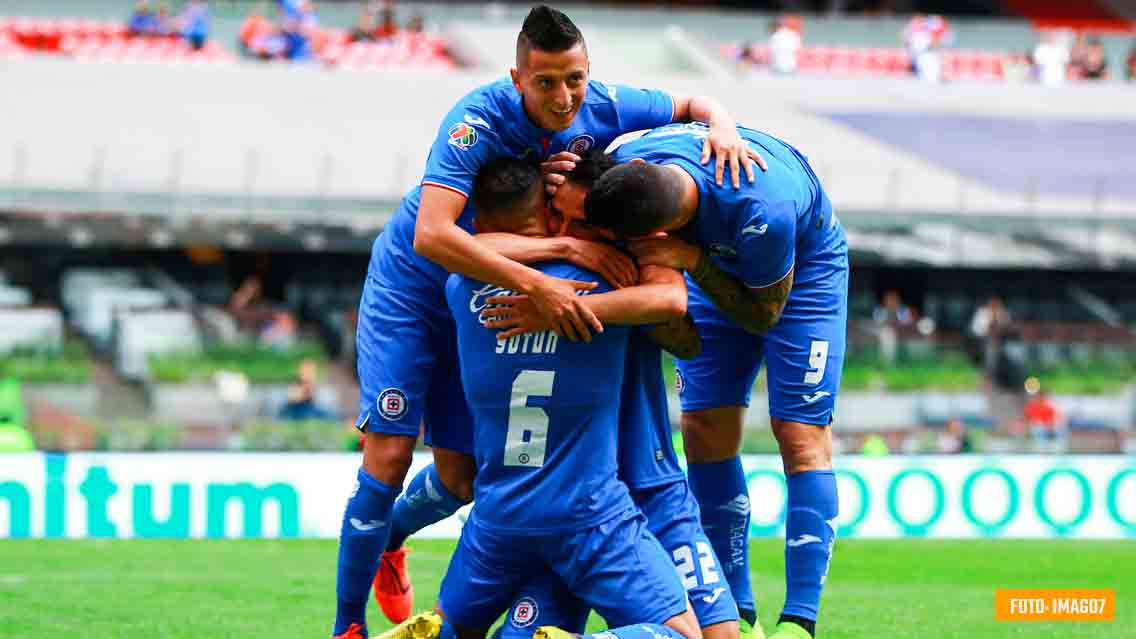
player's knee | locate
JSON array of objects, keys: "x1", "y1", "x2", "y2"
[
  {"x1": 681, "y1": 409, "x2": 743, "y2": 462},
  {"x1": 771, "y1": 420, "x2": 832, "y2": 475},
  {"x1": 361, "y1": 431, "x2": 416, "y2": 486},
  {"x1": 665, "y1": 609, "x2": 704, "y2": 639}
]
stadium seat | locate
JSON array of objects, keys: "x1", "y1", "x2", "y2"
[
  {"x1": 114, "y1": 309, "x2": 201, "y2": 381},
  {"x1": 0, "y1": 308, "x2": 64, "y2": 354}
]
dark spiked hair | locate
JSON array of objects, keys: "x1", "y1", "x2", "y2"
[
  {"x1": 472, "y1": 156, "x2": 543, "y2": 224},
  {"x1": 565, "y1": 150, "x2": 617, "y2": 188},
  {"x1": 517, "y1": 5, "x2": 584, "y2": 62},
  {"x1": 584, "y1": 162, "x2": 685, "y2": 238}
]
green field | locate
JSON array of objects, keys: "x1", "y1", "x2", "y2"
[{"x1": 1, "y1": 538, "x2": 1130, "y2": 638}]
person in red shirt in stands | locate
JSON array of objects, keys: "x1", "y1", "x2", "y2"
[{"x1": 1024, "y1": 384, "x2": 1065, "y2": 447}]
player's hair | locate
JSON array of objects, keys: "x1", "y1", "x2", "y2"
[
  {"x1": 584, "y1": 162, "x2": 684, "y2": 238},
  {"x1": 472, "y1": 156, "x2": 543, "y2": 227},
  {"x1": 564, "y1": 150, "x2": 617, "y2": 188},
  {"x1": 517, "y1": 5, "x2": 584, "y2": 62}
]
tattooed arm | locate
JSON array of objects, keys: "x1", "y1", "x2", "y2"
[
  {"x1": 689, "y1": 250, "x2": 793, "y2": 335},
  {"x1": 630, "y1": 235, "x2": 793, "y2": 336}
]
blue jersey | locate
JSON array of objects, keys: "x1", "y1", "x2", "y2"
[
  {"x1": 370, "y1": 79, "x2": 674, "y2": 292},
  {"x1": 613, "y1": 122, "x2": 844, "y2": 289},
  {"x1": 617, "y1": 331, "x2": 683, "y2": 490},
  {"x1": 444, "y1": 262, "x2": 634, "y2": 535}
]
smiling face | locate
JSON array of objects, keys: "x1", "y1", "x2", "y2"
[{"x1": 511, "y1": 43, "x2": 589, "y2": 132}]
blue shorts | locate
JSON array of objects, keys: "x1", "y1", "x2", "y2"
[
  {"x1": 354, "y1": 274, "x2": 473, "y2": 454},
  {"x1": 439, "y1": 509, "x2": 687, "y2": 632},
  {"x1": 675, "y1": 256, "x2": 848, "y2": 426},
  {"x1": 497, "y1": 480, "x2": 737, "y2": 639}
]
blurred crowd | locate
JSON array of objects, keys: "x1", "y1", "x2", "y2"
[
  {"x1": 736, "y1": 13, "x2": 1136, "y2": 86},
  {"x1": 238, "y1": 0, "x2": 424, "y2": 62},
  {"x1": 126, "y1": 0, "x2": 210, "y2": 49}
]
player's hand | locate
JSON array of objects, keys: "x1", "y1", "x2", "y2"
[
  {"x1": 628, "y1": 234, "x2": 701, "y2": 272},
  {"x1": 479, "y1": 294, "x2": 549, "y2": 340},
  {"x1": 541, "y1": 151, "x2": 581, "y2": 195},
  {"x1": 701, "y1": 123, "x2": 767, "y2": 188},
  {"x1": 564, "y1": 237, "x2": 639, "y2": 288},
  {"x1": 525, "y1": 274, "x2": 602, "y2": 342}
]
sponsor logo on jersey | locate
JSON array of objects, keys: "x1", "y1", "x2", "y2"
[
  {"x1": 742, "y1": 223, "x2": 769, "y2": 237},
  {"x1": 349, "y1": 518, "x2": 386, "y2": 531},
  {"x1": 566, "y1": 134, "x2": 595, "y2": 155},
  {"x1": 448, "y1": 122, "x2": 479, "y2": 150},
  {"x1": 377, "y1": 388, "x2": 409, "y2": 420},
  {"x1": 802, "y1": 391, "x2": 832, "y2": 404},
  {"x1": 702, "y1": 587, "x2": 728, "y2": 604},
  {"x1": 787, "y1": 534, "x2": 824, "y2": 547},
  {"x1": 511, "y1": 597, "x2": 539, "y2": 627}
]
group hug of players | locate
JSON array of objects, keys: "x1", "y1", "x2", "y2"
[{"x1": 331, "y1": 7, "x2": 848, "y2": 639}]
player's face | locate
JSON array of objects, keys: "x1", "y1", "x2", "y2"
[
  {"x1": 512, "y1": 43, "x2": 589, "y2": 132},
  {"x1": 549, "y1": 181, "x2": 616, "y2": 241}
]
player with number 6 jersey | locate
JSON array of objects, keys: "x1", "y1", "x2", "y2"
[{"x1": 439, "y1": 262, "x2": 696, "y2": 638}]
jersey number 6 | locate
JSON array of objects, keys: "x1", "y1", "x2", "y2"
[{"x1": 504, "y1": 369, "x2": 555, "y2": 468}]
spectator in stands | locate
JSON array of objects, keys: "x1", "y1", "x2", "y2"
[
  {"x1": 374, "y1": 3, "x2": 399, "y2": 40},
  {"x1": 1033, "y1": 31, "x2": 1070, "y2": 87},
  {"x1": 903, "y1": 14, "x2": 952, "y2": 82},
  {"x1": 348, "y1": 8, "x2": 377, "y2": 43},
  {"x1": 1023, "y1": 384, "x2": 1066, "y2": 447},
  {"x1": 768, "y1": 14, "x2": 802, "y2": 75},
  {"x1": 1074, "y1": 37, "x2": 1110, "y2": 81},
  {"x1": 240, "y1": 3, "x2": 283, "y2": 59},
  {"x1": 278, "y1": 358, "x2": 338, "y2": 421},
  {"x1": 405, "y1": 13, "x2": 425, "y2": 34},
  {"x1": 127, "y1": 1, "x2": 161, "y2": 37},
  {"x1": 176, "y1": 0, "x2": 211, "y2": 50},
  {"x1": 873, "y1": 289, "x2": 915, "y2": 365},
  {"x1": 279, "y1": 0, "x2": 319, "y2": 61},
  {"x1": 228, "y1": 275, "x2": 297, "y2": 349},
  {"x1": 938, "y1": 418, "x2": 974, "y2": 454},
  {"x1": 1127, "y1": 42, "x2": 1136, "y2": 81}
]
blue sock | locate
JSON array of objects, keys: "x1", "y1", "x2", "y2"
[
  {"x1": 782, "y1": 469, "x2": 838, "y2": 623},
  {"x1": 334, "y1": 466, "x2": 400, "y2": 636},
  {"x1": 586, "y1": 624, "x2": 687, "y2": 639},
  {"x1": 688, "y1": 457, "x2": 755, "y2": 616},
  {"x1": 387, "y1": 464, "x2": 470, "y2": 551}
]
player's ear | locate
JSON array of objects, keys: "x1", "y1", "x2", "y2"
[{"x1": 510, "y1": 67, "x2": 521, "y2": 92}]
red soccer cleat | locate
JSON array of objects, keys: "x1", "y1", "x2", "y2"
[
  {"x1": 333, "y1": 622, "x2": 367, "y2": 639},
  {"x1": 373, "y1": 546, "x2": 414, "y2": 623}
]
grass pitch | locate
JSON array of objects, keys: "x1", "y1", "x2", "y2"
[{"x1": 0, "y1": 538, "x2": 1130, "y2": 638}]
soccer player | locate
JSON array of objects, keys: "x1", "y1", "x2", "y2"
[
  {"x1": 437, "y1": 156, "x2": 700, "y2": 639},
  {"x1": 489, "y1": 123, "x2": 847, "y2": 639},
  {"x1": 339, "y1": 5, "x2": 763, "y2": 638},
  {"x1": 483, "y1": 153, "x2": 740, "y2": 639}
]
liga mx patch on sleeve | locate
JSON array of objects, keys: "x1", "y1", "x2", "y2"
[
  {"x1": 448, "y1": 122, "x2": 479, "y2": 150},
  {"x1": 377, "y1": 388, "x2": 409, "y2": 420}
]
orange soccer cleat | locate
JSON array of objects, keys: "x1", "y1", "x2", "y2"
[
  {"x1": 333, "y1": 622, "x2": 367, "y2": 639},
  {"x1": 373, "y1": 546, "x2": 414, "y2": 623}
]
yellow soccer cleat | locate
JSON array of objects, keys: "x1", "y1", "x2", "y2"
[
  {"x1": 374, "y1": 611, "x2": 443, "y2": 639},
  {"x1": 738, "y1": 618, "x2": 766, "y2": 639},
  {"x1": 533, "y1": 626, "x2": 581, "y2": 639}
]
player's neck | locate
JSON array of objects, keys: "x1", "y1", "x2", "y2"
[{"x1": 664, "y1": 164, "x2": 699, "y2": 230}]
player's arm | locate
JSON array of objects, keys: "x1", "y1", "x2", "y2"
[
  {"x1": 481, "y1": 264, "x2": 686, "y2": 338},
  {"x1": 475, "y1": 233, "x2": 638, "y2": 289},
  {"x1": 671, "y1": 94, "x2": 767, "y2": 186},
  {"x1": 643, "y1": 313, "x2": 701, "y2": 360},
  {"x1": 629, "y1": 235, "x2": 792, "y2": 336},
  {"x1": 415, "y1": 186, "x2": 602, "y2": 342},
  {"x1": 688, "y1": 250, "x2": 793, "y2": 335}
]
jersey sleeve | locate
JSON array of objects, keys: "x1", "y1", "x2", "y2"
[
  {"x1": 421, "y1": 106, "x2": 500, "y2": 198},
  {"x1": 737, "y1": 199, "x2": 796, "y2": 289},
  {"x1": 610, "y1": 84, "x2": 675, "y2": 133}
]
